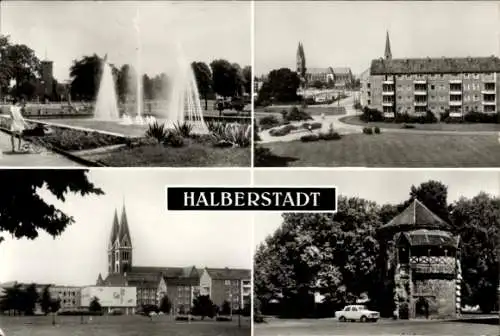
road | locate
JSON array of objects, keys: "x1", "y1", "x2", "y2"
[{"x1": 255, "y1": 317, "x2": 499, "y2": 336}]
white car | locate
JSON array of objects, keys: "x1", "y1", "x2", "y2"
[{"x1": 335, "y1": 305, "x2": 379, "y2": 322}]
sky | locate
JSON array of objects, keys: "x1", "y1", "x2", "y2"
[
  {"x1": 253, "y1": 170, "x2": 500, "y2": 246},
  {"x1": 255, "y1": 1, "x2": 500, "y2": 76},
  {"x1": 0, "y1": 1, "x2": 251, "y2": 82},
  {"x1": 0, "y1": 169, "x2": 252, "y2": 286}
]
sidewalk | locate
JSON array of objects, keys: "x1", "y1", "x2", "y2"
[{"x1": 0, "y1": 131, "x2": 82, "y2": 167}]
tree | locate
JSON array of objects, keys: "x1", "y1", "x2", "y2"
[
  {"x1": 191, "y1": 295, "x2": 216, "y2": 319},
  {"x1": 311, "y1": 80, "x2": 324, "y2": 89},
  {"x1": 191, "y1": 62, "x2": 212, "y2": 111},
  {"x1": 50, "y1": 298, "x2": 61, "y2": 313},
  {"x1": 40, "y1": 286, "x2": 52, "y2": 315},
  {"x1": 89, "y1": 297, "x2": 102, "y2": 312},
  {"x1": 0, "y1": 283, "x2": 23, "y2": 315},
  {"x1": 257, "y1": 68, "x2": 300, "y2": 104},
  {"x1": 22, "y1": 284, "x2": 39, "y2": 316},
  {"x1": 450, "y1": 193, "x2": 499, "y2": 313},
  {"x1": 221, "y1": 300, "x2": 231, "y2": 315},
  {"x1": 0, "y1": 169, "x2": 103, "y2": 244},
  {"x1": 409, "y1": 180, "x2": 450, "y2": 222},
  {"x1": 242, "y1": 66, "x2": 252, "y2": 95},
  {"x1": 69, "y1": 54, "x2": 102, "y2": 101},
  {"x1": 143, "y1": 74, "x2": 153, "y2": 101},
  {"x1": 159, "y1": 295, "x2": 172, "y2": 314},
  {"x1": 210, "y1": 59, "x2": 242, "y2": 98},
  {"x1": 116, "y1": 64, "x2": 131, "y2": 103}
]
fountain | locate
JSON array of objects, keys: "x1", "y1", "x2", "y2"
[
  {"x1": 93, "y1": 54, "x2": 120, "y2": 121},
  {"x1": 162, "y1": 41, "x2": 208, "y2": 134},
  {"x1": 92, "y1": 9, "x2": 207, "y2": 134}
]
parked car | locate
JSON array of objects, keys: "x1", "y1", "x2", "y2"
[{"x1": 335, "y1": 305, "x2": 379, "y2": 322}]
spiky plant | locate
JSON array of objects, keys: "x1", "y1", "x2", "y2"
[
  {"x1": 145, "y1": 121, "x2": 167, "y2": 143},
  {"x1": 173, "y1": 121, "x2": 193, "y2": 138}
]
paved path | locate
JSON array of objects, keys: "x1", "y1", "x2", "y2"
[
  {"x1": 258, "y1": 94, "x2": 363, "y2": 144},
  {"x1": 0, "y1": 131, "x2": 82, "y2": 167}
]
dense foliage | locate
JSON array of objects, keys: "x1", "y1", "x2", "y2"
[
  {"x1": 254, "y1": 181, "x2": 499, "y2": 317},
  {"x1": 0, "y1": 169, "x2": 103, "y2": 243},
  {"x1": 0, "y1": 284, "x2": 61, "y2": 315}
]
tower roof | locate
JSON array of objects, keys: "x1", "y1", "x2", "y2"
[
  {"x1": 385, "y1": 31, "x2": 392, "y2": 60},
  {"x1": 118, "y1": 203, "x2": 131, "y2": 244},
  {"x1": 109, "y1": 209, "x2": 120, "y2": 246},
  {"x1": 378, "y1": 199, "x2": 451, "y2": 235}
]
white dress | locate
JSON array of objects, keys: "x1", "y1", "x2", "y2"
[{"x1": 10, "y1": 105, "x2": 26, "y2": 133}]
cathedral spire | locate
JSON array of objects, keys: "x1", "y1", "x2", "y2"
[
  {"x1": 385, "y1": 30, "x2": 392, "y2": 60},
  {"x1": 109, "y1": 209, "x2": 119, "y2": 248},
  {"x1": 119, "y1": 201, "x2": 131, "y2": 245}
]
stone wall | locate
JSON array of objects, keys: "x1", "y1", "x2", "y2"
[{"x1": 412, "y1": 279, "x2": 456, "y2": 319}]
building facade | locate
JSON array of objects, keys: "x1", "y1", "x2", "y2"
[
  {"x1": 49, "y1": 286, "x2": 81, "y2": 311},
  {"x1": 365, "y1": 32, "x2": 500, "y2": 118},
  {"x1": 199, "y1": 268, "x2": 251, "y2": 310},
  {"x1": 332, "y1": 67, "x2": 354, "y2": 88},
  {"x1": 377, "y1": 199, "x2": 461, "y2": 320}
]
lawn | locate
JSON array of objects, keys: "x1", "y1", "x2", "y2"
[
  {"x1": 254, "y1": 316, "x2": 499, "y2": 336},
  {"x1": 0, "y1": 315, "x2": 251, "y2": 336},
  {"x1": 341, "y1": 115, "x2": 500, "y2": 132},
  {"x1": 83, "y1": 138, "x2": 251, "y2": 167},
  {"x1": 256, "y1": 133, "x2": 500, "y2": 167}
]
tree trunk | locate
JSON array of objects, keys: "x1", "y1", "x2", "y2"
[{"x1": 204, "y1": 94, "x2": 208, "y2": 111}]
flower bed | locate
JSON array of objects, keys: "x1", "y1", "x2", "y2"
[{"x1": 40, "y1": 127, "x2": 127, "y2": 151}]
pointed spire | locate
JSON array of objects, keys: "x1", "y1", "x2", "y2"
[
  {"x1": 118, "y1": 201, "x2": 131, "y2": 245},
  {"x1": 385, "y1": 31, "x2": 392, "y2": 60},
  {"x1": 109, "y1": 209, "x2": 120, "y2": 247},
  {"x1": 96, "y1": 273, "x2": 104, "y2": 286}
]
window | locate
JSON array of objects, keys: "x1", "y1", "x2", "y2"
[
  {"x1": 351, "y1": 307, "x2": 358, "y2": 312},
  {"x1": 431, "y1": 85, "x2": 435, "y2": 90},
  {"x1": 224, "y1": 280, "x2": 231, "y2": 285}
]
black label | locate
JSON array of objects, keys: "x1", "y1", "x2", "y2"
[{"x1": 166, "y1": 187, "x2": 337, "y2": 212}]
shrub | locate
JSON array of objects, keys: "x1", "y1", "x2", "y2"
[
  {"x1": 362, "y1": 127, "x2": 373, "y2": 134},
  {"x1": 285, "y1": 106, "x2": 313, "y2": 122},
  {"x1": 210, "y1": 122, "x2": 251, "y2": 147},
  {"x1": 258, "y1": 115, "x2": 280, "y2": 130},
  {"x1": 374, "y1": 127, "x2": 381, "y2": 134},
  {"x1": 300, "y1": 134, "x2": 320, "y2": 142},
  {"x1": 173, "y1": 121, "x2": 193, "y2": 137},
  {"x1": 402, "y1": 124, "x2": 415, "y2": 129},
  {"x1": 353, "y1": 101, "x2": 362, "y2": 110},
  {"x1": 145, "y1": 121, "x2": 168, "y2": 143},
  {"x1": 269, "y1": 124, "x2": 297, "y2": 137},
  {"x1": 165, "y1": 134, "x2": 184, "y2": 147},
  {"x1": 302, "y1": 122, "x2": 322, "y2": 130},
  {"x1": 399, "y1": 303, "x2": 409, "y2": 319},
  {"x1": 216, "y1": 316, "x2": 232, "y2": 322},
  {"x1": 360, "y1": 107, "x2": 384, "y2": 122},
  {"x1": 319, "y1": 131, "x2": 341, "y2": 141},
  {"x1": 394, "y1": 111, "x2": 437, "y2": 124},
  {"x1": 464, "y1": 112, "x2": 500, "y2": 123}
]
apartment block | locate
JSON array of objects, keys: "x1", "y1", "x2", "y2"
[{"x1": 199, "y1": 268, "x2": 251, "y2": 310}]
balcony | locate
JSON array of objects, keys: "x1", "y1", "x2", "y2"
[
  {"x1": 414, "y1": 79, "x2": 427, "y2": 84},
  {"x1": 449, "y1": 100, "x2": 462, "y2": 106},
  {"x1": 449, "y1": 79, "x2": 462, "y2": 84},
  {"x1": 382, "y1": 79, "x2": 394, "y2": 84},
  {"x1": 382, "y1": 101, "x2": 394, "y2": 106},
  {"x1": 382, "y1": 91, "x2": 394, "y2": 95},
  {"x1": 482, "y1": 100, "x2": 496, "y2": 106},
  {"x1": 414, "y1": 90, "x2": 427, "y2": 95},
  {"x1": 481, "y1": 90, "x2": 496, "y2": 95},
  {"x1": 483, "y1": 77, "x2": 496, "y2": 83},
  {"x1": 414, "y1": 101, "x2": 427, "y2": 106}
]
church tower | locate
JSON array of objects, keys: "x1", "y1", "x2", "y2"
[
  {"x1": 107, "y1": 204, "x2": 133, "y2": 275},
  {"x1": 384, "y1": 31, "x2": 392, "y2": 60},
  {"x1": 296, "y1": 42, "x2": 306, "y2": 80}
]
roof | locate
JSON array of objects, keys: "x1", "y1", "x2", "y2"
[
  {"x1": 370, "y1": 56, "x2": 500, "y2": 75},
  {"x1": 378, "y1": 199, "x2": 451, "y2": 234},
  {"x1": 118, "y1": 204, "x2": 131, "y2": 243},
  {"x1": 397, "y1": 229, "x2": 459, "y2": 247},
  {"x1": 104, "y1": 266, "x2": 200, "y2": 288},
  {"x1": 205, "y1": 268, "x2": 251, "y2": 280},
  {"x1": 109, "y1": 210, "x2": 119, "y2": 245},
  {"x1": 307, "y1": 67, "x2": 333, "y2": 75},
  {"x1": 332, "y1": 67, "x2": 352, "y2": 75}
]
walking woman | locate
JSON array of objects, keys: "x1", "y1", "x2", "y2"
[{"x1": 9, "y1": 99, "x2": 27, "y2": 152}]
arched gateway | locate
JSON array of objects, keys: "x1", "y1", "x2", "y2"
[{"x1": 377, "y1": 199, "x2": 461, "y2": 320}]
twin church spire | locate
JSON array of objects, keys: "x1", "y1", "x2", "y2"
[
  {"x1": 107, "y1": 202, "x2": 133, "y2": 274},
  {"x1": 385, "y1": 30, "x2": 392, "y2": 60}
]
